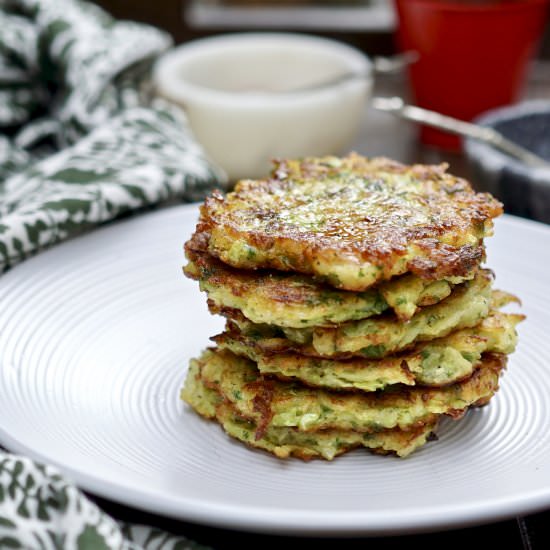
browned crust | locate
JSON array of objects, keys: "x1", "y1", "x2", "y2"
[
  {"x1": 213, "y1": 314, "x2": 403, "y2": 360},
  {"x1": 217, "y1": 408, "x2": 437, "y2": 461},
  {"x1": 249, "y1": 380, "x2": 275, "y2": 440},
  {"x1": 185, "y1": 248, "x2": 482, "y2": 329},
  {"x1": 196, "y1": 353, "x2": 436, "y2": 448},
  {"x1": 203, "y1": 348, "x2": 506, "y2": 438},
  {"x1": 407, "y1": 241, "x2": 485, "y2": 280},
  {"x1": 185, "y1": 246, "x2": 352, "y2": 306},
  {"x1": 213, "y1": 331, "x2": 492, "y2": 392},
  {"x1": 221, "y1": 315, "x2": 331, "y2": 357},
  {"x1": 192, "y1": 154, "x2": 502, "y2": 290}
]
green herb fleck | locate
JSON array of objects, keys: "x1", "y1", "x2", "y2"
[
  {"x1": 360, "y1": 344, "x2": 386, "y2": 359},
  {"x1": 233, "y1": 390, "x2": 242, "y2": 400}
]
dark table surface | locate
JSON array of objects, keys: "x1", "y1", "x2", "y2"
[
  {"x1": 4, "y1": 63, "x2": 550, "y2": 550},
  {"x1": 88, "y1": 493, "x2": 546, "y2": 550}
]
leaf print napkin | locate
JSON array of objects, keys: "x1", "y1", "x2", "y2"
[
  {"x1": 0, "y1": 0, "x2": 227, "y2": 273},
  {"x1": 0, "y1": 453, "x2": 210, "y2": 549}
]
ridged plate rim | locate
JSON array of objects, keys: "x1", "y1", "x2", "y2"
[{"x1": 0, "y1": 204, "x2": 549, "y2": 536}]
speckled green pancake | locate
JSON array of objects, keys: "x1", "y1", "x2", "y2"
[
  {"x1": 227, "y1": 270, "x2": 493, "y2": 359},
  {"x1": 214, "y1": 309, "x2": 523, "y2": 391},
  {"x1": 194, "y1": 154, "x2": 502, "y2": 291},
  {"x1": 182, "y1": 360, "x2": 439, "y2": 459},
  {"x1": 184, "y1": 249, "x2": 473, "y2": 327},
  {"x1": 185, "y1": 348, "x2": 505, "y2": 435}
]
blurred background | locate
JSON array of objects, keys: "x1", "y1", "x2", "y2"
[
  {"x1": 97, "y1": 0, "x2": 550, "y2": 218},
  {"x1": 94, "y1": 0, "x2": 550, "y2": 57},
  {"x1": 106, "y1": 0, "x2": 550, "y2": 221}
]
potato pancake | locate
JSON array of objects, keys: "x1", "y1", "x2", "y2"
[
  {"x1": 226, "y1": 270, "x2": 493, "y2": 359},
  {"x1": 195, "y1": 154, "x2": 502, "y2": 291},
  {"x1": 214, "y1": 310, "x2": 523, "y2": 391},
  {"x1": 188, "y1": 348, "x2": 505, "y2": 434},
  {"x1": 183, "y1": 361, "x2": 438, "y2": 459},
  {"x1": 184, "y1": 249, "x2": 473, "y2": 327}
]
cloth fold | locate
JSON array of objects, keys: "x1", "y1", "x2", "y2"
[
  {"x1": 0, "y1": 0, "x2": 227, "y2": 273},
  {"x1": 0, "y1": 103, "x2": 225, "y2": 270},
  {"x1": 0, "y1": 452, "x2": 208, "y2": 549},
  {"x1": 0, "y1": 0, "x2": 224, "y2": 547}
]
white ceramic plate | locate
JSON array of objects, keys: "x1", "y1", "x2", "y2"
[{"x1": 1, "y1": 205, "x2": 549, "y2": 536}]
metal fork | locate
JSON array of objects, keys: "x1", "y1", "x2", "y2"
[{"x1": 373, "y1": 96, "x2": 550, "y2": 169}]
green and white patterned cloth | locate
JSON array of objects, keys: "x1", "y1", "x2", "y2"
[
  {"x1": 0, "y1": 0, "x2": 226, "y2": 547},
  {"x1": 0, "y1": 0, "x2": 226, "y2": 273},
  {"x1": 0, "y1": 454, "x2": 208, "y2": 550}
]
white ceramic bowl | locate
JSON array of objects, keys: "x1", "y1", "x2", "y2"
[{"x1": 154, "y1": 33, "x2": 371, "y2": 181}]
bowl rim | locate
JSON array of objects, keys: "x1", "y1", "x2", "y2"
[
  {"x1": 465, "y1": 100, "x2": 550, "y2": 178},
  {"x1": 153, "y1": 32, "x2": 372, "y2": 108}
]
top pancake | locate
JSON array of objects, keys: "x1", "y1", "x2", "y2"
[{"x1": 195, "y1": 154, "x2": 502, "y2": 291}]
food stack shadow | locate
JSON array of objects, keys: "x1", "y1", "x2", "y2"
[{"x1": 181, "y1": 154, "x2": 523, "y2": 460}]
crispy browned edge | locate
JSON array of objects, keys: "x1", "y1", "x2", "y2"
[
  {"x1": 190, "y1": 155, "x2": 501, "y2": 288},
  {"x1": 184, "y1": 246, "x2": 344, "y2": 306},
  {"x1": 197, "y1": 349, "x2": 506, "y2": 443},
  {"x1": 212, "y1": 330, "x2": 473, "y2": 391},
  {"x1": 190, "y1": 357, "x2": 442, "y2": 460}
]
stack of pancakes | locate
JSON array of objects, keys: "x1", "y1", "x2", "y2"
[{"x1": 181, "y1": 154, "x2": 523, "y2": 459}]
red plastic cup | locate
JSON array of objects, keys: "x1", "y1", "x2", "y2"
[{"x1": 394, "y1": 0, "x2": 549, "y2": 150}]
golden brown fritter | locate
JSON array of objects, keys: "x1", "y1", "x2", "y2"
[
  {"x1": 218, "y1": 270, "x2": 494, "y2": 359},
  {"x1": 193, "y1": 154, "x2": 501, "y2": 291},
  {"x1": 190, "y1": 347, "x2": 506, "y2": 436},
  {"x1": 184, "y1": 249, "x2": 472, "y2": 327},
  {"x1": 182, "y1": 361, "x2": 439, "y2": 459},
  {"x1": 214, "y1": 310, "x2": 523, "y2": 391}
]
